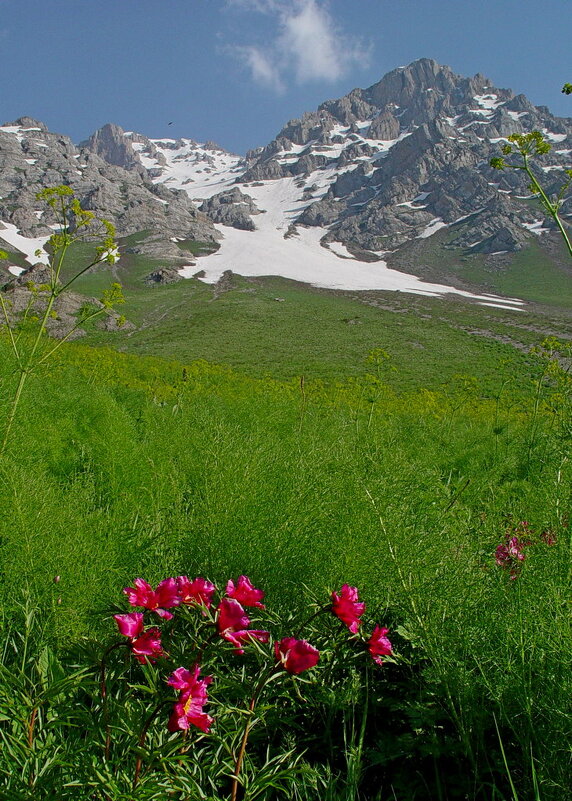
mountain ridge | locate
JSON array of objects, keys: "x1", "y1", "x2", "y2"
[{"x1": 1, "y1": 58, "x2": 571, "y2": 307}]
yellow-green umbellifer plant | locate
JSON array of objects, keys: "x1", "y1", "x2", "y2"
[
  {"x1": 0, "y1": 185, "x2": 124, "y2": 456},
  {"x1": 490, "y1": 87, "x2": 572, "y2": 260}
]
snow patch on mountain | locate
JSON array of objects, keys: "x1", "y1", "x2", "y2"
[
  {"x1": 0, "y1": 221, "x2": 50, "y2": 265},
  {"x1": 112, "y1": 129, "x2": 526, "y2": 307}
]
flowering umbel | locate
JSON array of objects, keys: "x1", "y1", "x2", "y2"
[
  {"x1": 331, "y1": 584, "x2": 365, "y2": 633},
  {"x1": 274, "y1": 637, "x2": 319, "y2": 674},
  {"x1": 167, "y1": 665, "x2": 213, "y2": 733}
]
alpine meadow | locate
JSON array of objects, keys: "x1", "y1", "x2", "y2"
[{"x1": 1, "y1": 28, "x2": 572, "y2": 801}]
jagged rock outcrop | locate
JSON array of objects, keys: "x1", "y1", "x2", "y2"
[
  {"x1": 0, "y1": 118, "x2": 221, "y2": 255},
  {"x1": 1, "y1": 282, "x2": 133, "y2": 338},
  {"x1": 144, "y1": 267, "x2": 184, "y2": 286},
  {"x1": 80, "y1": 123, "x2": 144, "y2": 172},
  {"x1": 237, "y1": 58, "x2": 571, "y2": 257},
  {"x1": 199, "y1": 187, "x2": 259, "y2": 230}
]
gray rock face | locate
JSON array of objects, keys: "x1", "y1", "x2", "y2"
[
  {"x1": 144, "y1": 267, "x2": 184, "y2": 286},
  {"x1": 367, "y1": 111, "x2": 400, "y2": 141},
  {"x1": 1, "y1": 283, "x2": 131, "y2": 338},
  {"x1": 80, "y1": 123, "x2": 144, "y2": 172},
  {"x1": 200, "y1": 187, "x2": 259, "y2": 230},
  {"x1": 0, "y1": 119, "x2": 221, "y2": 256},
  {"x1": 238, "y1": 57, "x2": 572, "y2": 258}
]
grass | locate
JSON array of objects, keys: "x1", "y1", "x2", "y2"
[
  {"x1": 0, "y1": 324, "x2": 571, "y2": 797},
  {"x1": 387, "y1": 225, "x2": 572, "y2": 311},
  {"x1": 1, "y1": 227, "x2": 572, "y2": 798},
  {"x1": 42, "y1": 259, "x2": 572, "y2": 394},
  {"x1": 456, "y1": 238, "x2": 572, "y2": 307}
]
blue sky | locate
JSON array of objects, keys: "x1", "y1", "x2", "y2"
[{"x1": 1, "y1": 0, "x2": 570, "y2": 154}]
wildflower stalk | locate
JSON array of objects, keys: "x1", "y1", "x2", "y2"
[
  {"x1": 230, "y1": 665, "x2": 280, "y2": 801},
  {"x1": 523, "y1": 157, "x2": 572, "y2": 258},
  {"x1": 132, "y1": 700, "x2": 172, "y2": 792},
  {"x1": 0, "y1": 186, "x2": 120, "y2": 458},
  {"x1": 490, "y1": 132, "x2": 572, "y2": 259},
  {"x1": 100, "y1": 641, "x2": 129, "y2": 760}
]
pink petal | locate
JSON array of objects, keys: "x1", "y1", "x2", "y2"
[
  {"x1": 177, "y1": 576, "x2": 216, "y2": 608},
  {"x1": 155, "y1": 578, "x2": 181, "y2": 609},
  {"x1": 216, "y1": 598, "x2": 250, "y2": 633},
  {"x1": 275, "y1": 637, "x2": 319, "y2": 674},
  {"x1": 167, "y1": 666, "x2": 196, "y2": 691},
  {"x1": 225, "y1": 575, "x2": 265, "y2": 608},
  {"x1": 155, "y1": 608, "x2": 174, "y2": 620},
  {"x1": 123, "y1": 578, "x2": 155, "y2": 608},
  {"x1": 114, "y1": 612, "x2": 144, "y2": 639}
]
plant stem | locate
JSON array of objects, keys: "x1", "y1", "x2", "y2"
[
  {"x1": 27, "y1": 705, "x2": 37, "y2": 749},
  {"x1": 100, "y1": 641, "x2": 128, "y2": 760},
  {"x1": 294, "y1": 604, "x2": 330, "y2": 638},
  {"x1": 522, "y1": 156, "x2": 572, "y2": 258},
  {"x1": 0, "y1": 291, "x2": 22, "y2": 366},
  {"x1": 132, "y1": 700, "x2": 172, "y2": 791},
  {"x1": 0, "y1": 369, "x2": 27, "y2": 457},
  {"x1": 230, "y1": 666, "x2": 279, "y2": 801},
  {"x1": 230, "y1": 694, "x2": 257, "y2": 801}
]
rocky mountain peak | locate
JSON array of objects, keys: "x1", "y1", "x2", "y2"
[
  {"x1": 3, "y1": 116, "x2": 48, "y2": 131},
  {"x1": 2, "y1": 59, "x2": 571, "y2": 302},
  {"x1": 80, "y1": 123, "x2": 143, "y2": 171}
]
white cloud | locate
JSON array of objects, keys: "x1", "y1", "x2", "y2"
[
  {"x1": 237, "y1": 46, "x2": 285, "y2": 93},
  {"x1": 227, "y1": 0, "x2": 369, "y2": 91}
]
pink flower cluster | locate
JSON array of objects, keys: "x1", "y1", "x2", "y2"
[
  {"x1": 112, "y1": 575, "x2": 393, "y2": 733},
  {"x1": 216, "y1": 597, "x2": 270, "y2": 654},
  {"x1": 494, "y1": 519, "x2": 556, "y2": 580},
  {"x1": 124, "y1": 575, "x2": 217, "y2": 618},
  {"x1": 167, "y1": 665, "x2": 213, "y2": 733},
  {"x1": 495, "y1": 536, "x2": 526, "y2": 579},
  {"x1": 331, "y1": 584, "x2": 393, "y2": 666},
  {"x1": 113, "y1": 612, "x2": 166, "y2": 663}
]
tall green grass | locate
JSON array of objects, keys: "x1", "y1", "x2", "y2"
[{"x1": 0, "y1": 335, "x2": 570, "y2": 798}]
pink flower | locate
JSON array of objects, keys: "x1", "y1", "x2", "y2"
[
  {"x1": 495, "y1": 531, "x2": 527, "y2": 579},
  {"x1": 177, "y1": 576, "x2": 216, "y2": 609},
  {"x1": 274, "y1": 637, "x2": 319, "y2": 674},
  {"x1": 331, "y1": 584, "x2": 365, "y2": 634},
  {"x1": 225, "y1": 575, "x2": 265, "y2": 608},
  {"x1": 541, "y1": 529, "x2": 557, "y2": 546},
  {"x1": 131, "y1": 628, "x2": 166, "y2": 664},
  {"x1": 216, "y1": 598, "x2": 270, "y2": 654},
  {"x1": 367, "y1": 626, "x2": 393, "y2": 666},
  {"x1": 222, "y1": 629, "x2": 270, "y2": 654},
  {"x1": 114, "y1": 612, "x2": 144, "y2": 639},
  {"x1": 495, "y1": 543, "x2": 511, "y2": 567},
  {"x1": 167, "y1": 665, "x2": 213, "y2": 733},
  {"x1": 507, "y1": 537, "x2": 525, "y2": 561},
  {"x1": 123, "y1": 577, "x2": 181, "y2": 619},
  {"x1": 114, "y1": 613, "x2": 166, "y2": 663},
  {"x1": 217, "y1": 598, "x2": 250, "y2": 632}
]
